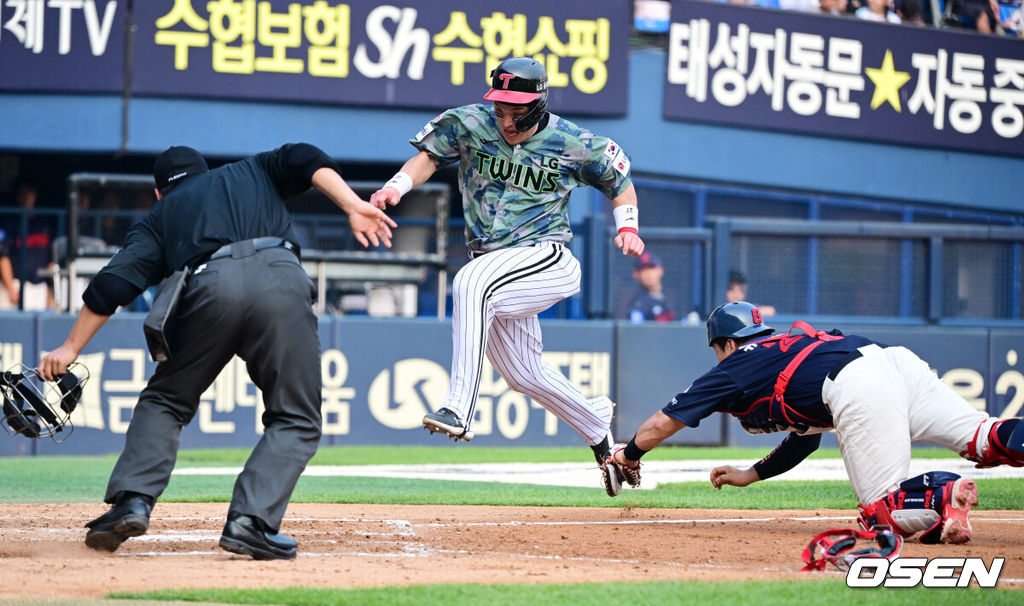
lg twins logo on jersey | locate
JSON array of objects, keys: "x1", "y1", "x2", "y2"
[
  {"x1": 846, "y1": 557, "x2": 1004, "y2": 588},
  {"x1": 603, "y1": 140, "x2": 630, "y2": 176}
]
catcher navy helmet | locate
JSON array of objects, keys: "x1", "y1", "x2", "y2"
[
  {"x1": 484, "y1": 57, "x2": 548, "y2": 131},
  {"x1": 706, "y1": 301, "x2": 774, "y2": 346}
]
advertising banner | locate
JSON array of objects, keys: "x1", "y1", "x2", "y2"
[
  {"x1": 664, "y1": 0, "x2": 1024, "y2": 157},
  {"x1": 131, "y1": 0, "x2": 628, "y2": 114},
  {"x1": 0, "y1": 0, "x2": 126, "y2": 92}
]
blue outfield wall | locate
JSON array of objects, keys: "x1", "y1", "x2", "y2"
[{"x1": 1, "y1": 314, "x2": 1021, "y2": 457}]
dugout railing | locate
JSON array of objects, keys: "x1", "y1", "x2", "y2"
[
  {"x1": 584, "y1": 215, "x2": 1024, "y2": 325},
  {"x1": 59, "y1": 173, "x2": 449, "y2": 318}
]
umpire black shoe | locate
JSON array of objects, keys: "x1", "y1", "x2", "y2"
[
  {"x1": 219, "y1": 514, "x2": 297, "y2": 560},
  {"x1": 84, "y1": 493, "x2": 153, "y2": 552},
  {"x1": 423, "y1": 407, "x2": 474, "y2": 441}
]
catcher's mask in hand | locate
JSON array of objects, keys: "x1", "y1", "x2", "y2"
[
  {"x1": 1, "y1": 363, "x2": 89, "y2": 443},
  {"x1": 801, "y1": 527, "x2": 903, "y2": 572}
]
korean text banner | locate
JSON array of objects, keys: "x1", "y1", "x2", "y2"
[
  {"x1": 132, "y1": 0, "x2": 628, "y2": 115},
  {"x1": 664, "y1": 1, "x2": 1024, "y2": 158},
  {"x1": 0, "y1": 0, "x2": 126, "y2": 92}
]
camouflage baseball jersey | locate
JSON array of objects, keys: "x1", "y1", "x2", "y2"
[{"x1": 410, "y1": 104, "x2": 633, "y2": 254}]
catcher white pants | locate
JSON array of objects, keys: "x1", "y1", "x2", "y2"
[
  {"x1": 822, "y1": 344, "x2": 992, "y2": 505},
  {"x1": 440, "y1": 243, "x2": 612, "y2": 445}
]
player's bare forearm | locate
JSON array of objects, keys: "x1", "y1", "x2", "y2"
[
  {"x1": 1, "y1": 256, "x2": 16, "y2": 296},
  {"x1": 635, "y1": 410, "x2": 685, "y2": 450},
  {"x1": 614, "y1": 411, "x2": 685, "y2": 468},
  {"x1": 400, "y1": 151, "x2": 439, "y2": 186},
  {"x1": 370, "y1": 152, "x2": 439, "y2": 208}
]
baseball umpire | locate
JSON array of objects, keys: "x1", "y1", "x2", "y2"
[
  {"x1": 369, "y1": 57, "x2": 644, "y2": 482},
  {"x1": 606, "y1": 301, "x2": 1024, "y2": 544},
  {"x1": 38, "y1": 143, "x2": 396, "y2": 559}
]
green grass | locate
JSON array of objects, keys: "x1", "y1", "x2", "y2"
[
  {"x1": 5, "y1": 447, "x2": 1021, "y2": 605},
  {"x1": 111, "y1": 580, "x2": 1023, "y2": 606},
  {"x1": 0, "y1": 448, "x2": 1020, "y2": 509},
  {"x1": 172, "y1": 444, "x2": 966, "y2": 465}
]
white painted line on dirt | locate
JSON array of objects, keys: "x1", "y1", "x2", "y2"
[{"x1": 173, "y1": 459, "x2": 1024, "y2": 489}]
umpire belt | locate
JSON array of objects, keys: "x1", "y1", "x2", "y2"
[{"x1": 205, "y1": 237, "x2": 297, "y2": 264}]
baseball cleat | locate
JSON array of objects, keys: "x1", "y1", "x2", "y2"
[
  {"x1": 601, "y1": 457, "x2": 623, "y2": 497},
  {"x1": 423, "y1": 407, "x2": 474, "y2": 442},
  {"x1": 939, "y1": 478, "x2": 978, "y2": 544}
]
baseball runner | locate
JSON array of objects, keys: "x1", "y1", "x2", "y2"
[
  {"x1": 369, "y1": 57, "x2": 644, "y2": 484},
  {"x1": 605, "y1": 301, "x2": 1024, "y2": 543},
  {"x1": 39, "y1": 143, "x2": 395, "y2": 559}
]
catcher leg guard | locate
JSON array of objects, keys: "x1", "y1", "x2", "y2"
[
  {"x1": 964, "y1": 418, "x2": 1024, "y2": 468},
  {"x1": 858, "y1": 471, "x2": 976, "y2": 544}
]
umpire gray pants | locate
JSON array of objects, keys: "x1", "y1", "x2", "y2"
[{"x1": 104, "y1": 246, "x2": 322, "y2": 531}]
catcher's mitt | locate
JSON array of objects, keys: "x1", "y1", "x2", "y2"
[{"x1": 601, "y1": 446, "x2": 642, "y2": 497}]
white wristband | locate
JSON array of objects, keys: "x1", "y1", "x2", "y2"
[
  {"x1": 612, "y1": 204, "x2": 638, "y2": 234},
  {"x1": 384, "y1": 171, "x2": 413, "y2": 197}
]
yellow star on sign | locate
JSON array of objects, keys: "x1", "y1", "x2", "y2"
[{"x1": 865, "y1": 50, "x2": 911, "y2": 112}]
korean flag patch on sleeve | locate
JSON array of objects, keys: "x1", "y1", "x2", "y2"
[{"x1": 604, "y1": 140, "x2": 630, "y2": 176}]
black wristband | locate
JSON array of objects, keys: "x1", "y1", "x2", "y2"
[{"x1": 622, "y1": 435, "x2": 648, "y2": 462}]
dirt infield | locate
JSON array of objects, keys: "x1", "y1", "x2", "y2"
[{"x1": 1, "y1": 503, "x2": 1022, "y2": 599}]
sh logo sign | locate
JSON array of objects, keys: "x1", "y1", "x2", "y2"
[{"x1": 847, "y1": 557, "x2": 1005, "y2": 588}]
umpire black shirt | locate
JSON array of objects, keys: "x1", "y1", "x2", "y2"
[{"x1": 88, "y1": 144, "x2": 337, "y2": 302}]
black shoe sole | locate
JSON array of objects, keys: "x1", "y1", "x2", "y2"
[
  {"x1": 84, "y1": 516, "x2": 148, "y2": 552},
  {"x1": 219, "y1": 535, "x2": 296, "y2": 560}
]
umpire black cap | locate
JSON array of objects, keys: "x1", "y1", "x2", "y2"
[
  {"x1": 154, "y1": 146, "x2": 208, "y2": 193},
  {"x1": 706, "y1": 301, "x2": 774, "y2": 346}
]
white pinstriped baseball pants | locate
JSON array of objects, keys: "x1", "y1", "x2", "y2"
[
  {"x1": 822, "y1": 344, "x2": 993, "y2": 505},
  {"x1": 440, "y1": 242, "x2": 613, "y2": 445}
]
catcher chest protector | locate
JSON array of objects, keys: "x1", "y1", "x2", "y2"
[
  {"x1": 483, "y1": 57, "x2": 549, "y2": 131},
  {"x1": 1, "y1": 363, "x2": 89, "y2": 442}
]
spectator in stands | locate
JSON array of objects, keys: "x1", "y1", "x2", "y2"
[
  {"x1": 856, "y1": 0, "x2": 902, "y2": 21},
  {"x1": 0, "y1": 224, "x2": 16, "y2": 310},
  {"x1": 897, "y1": 0, "x2": 928, "y2": 23},
  {"x1": 0, "y1": 179, "x2": 55, "y2": 310},
  {"x1": 819, "y1": 0, "x2": 851, "y2": 15},
  {"x1": 779, "y1": 0, "x2": 821, "y2": 11},
  {"x1": 727, "y1": 270, "x2": 776, "y2": 317},
  {"x1": 950, "y1": 0, "x2": 1000, "y2": 31},
  {"x1": 623, "y1": 251, "x2": 676, "y2": 324},
  {"x1": 1002, "y1": 0, "x2": 1024, "y2": 36}
]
